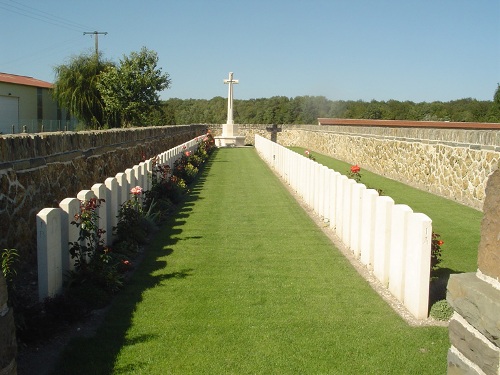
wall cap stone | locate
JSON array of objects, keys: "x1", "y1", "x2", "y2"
[{"x1": 447, "y1": 272, "x2": 500, "y2": 348}]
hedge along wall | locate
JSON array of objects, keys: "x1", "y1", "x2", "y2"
[
  {"x1": 209, "y1": 122, "x2": 500, "y2": 211},
  {"x1": 0, "y1": 125, "x2": 207, "y2": 265}
]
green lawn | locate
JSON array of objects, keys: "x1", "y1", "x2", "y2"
[
  {"x1": 291, "y1": 147, "x2": 482, "y2": 275},
  {"x1": 53, "y1": 148, "x2": 449, "y2": 374}
]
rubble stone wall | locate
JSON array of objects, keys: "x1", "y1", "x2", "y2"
[
  {"x1": 0, "y1": 125, "x2": 206, "y2": 265},
  {"x1": 220, "y1": 124, "x2": 500, "y2": 211}
]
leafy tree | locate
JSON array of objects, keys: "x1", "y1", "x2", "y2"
[
  {"x1": 53, "y1": 51, "x2": 114, "y2": 128},
  {"x1": 98, "y1": 47, "x2": 171, "y2": 127},
  {"x1": 161, "y1": 94, "x2": 500, "y2": 125}
]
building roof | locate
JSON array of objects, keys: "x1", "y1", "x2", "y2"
[
  {"x1": 317, "y1": 118, "x2": 500, "y2": 130},
  {"x1": 0, "y1": 72, "x2": 53, "y2": 89}
]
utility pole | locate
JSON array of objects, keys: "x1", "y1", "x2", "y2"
[{"x1": 83, "y1": 31, "x2": 108, "y2": 58}]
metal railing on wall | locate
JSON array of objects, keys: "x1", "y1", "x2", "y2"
[{"x1": 3, "y1": 119, "x2": 79, "y2": 134}]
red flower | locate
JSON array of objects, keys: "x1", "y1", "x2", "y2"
[
  {"x1": 185, "y1": 151, "x2": 191, "y2": 157},
  {"x1": 350, "y1": 165, "x2": 361, "y2": 174},
  {"x1": 437, "y1": 240, "x2": 444, "y2": 246}
]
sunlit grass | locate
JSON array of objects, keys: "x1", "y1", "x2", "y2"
[
  {"x1": 53, "y1": 148, "x2": 448, "y2": 375},
  {"x1": 291, "y1": 147, "x2": 481, "y2": 275}
]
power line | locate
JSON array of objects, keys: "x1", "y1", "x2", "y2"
[{"x1": 0, "y1": 36, "x2": 86, "y2": 69}]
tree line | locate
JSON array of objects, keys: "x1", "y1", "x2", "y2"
[
  {"x1": 163, "y1": 90, "x2": 500, "y2": 125},
  {"x1": 52, "y1": 46, "x2": 499, "y2": 128}
]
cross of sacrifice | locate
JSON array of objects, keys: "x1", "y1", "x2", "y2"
[
  {"x1": 266, "y1": 124, "x2": 282, "y2": 143},
  {"x1": 223, "y1": 72, "x2": 239, "y2": 125}
]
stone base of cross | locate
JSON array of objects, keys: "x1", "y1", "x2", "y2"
[{"x1": 215, "y1": 123, "x2": 245, "y2": 147}]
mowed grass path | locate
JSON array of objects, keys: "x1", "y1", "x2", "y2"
[{"x1": 53, "y1": 148, "x2": 448, "y2": 374}]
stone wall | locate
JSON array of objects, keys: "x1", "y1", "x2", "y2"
[
  {"x1": 211, "y1": 124, "x2": 500, "y2": 211},
  {"x1": 0, "y1": 125, "x2": 206, "y2": 266},
  {"x1": 447, "y1": 167, "x2": 500, "y2": 374}
]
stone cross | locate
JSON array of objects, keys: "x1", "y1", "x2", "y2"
[
  {"x1": 223, "y1": 72, "x2": 239, "y2": 125},
  {"x1": 266, "y1": 124, "x2": 282, "y2": 143}
]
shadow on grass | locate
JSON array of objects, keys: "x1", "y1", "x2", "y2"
[
  {"x1": 428, "y1": 267, "x2": 461, "y2": 309},
  {"x1": 51, "y1": 152, "x2": 216, "y2": 375}
]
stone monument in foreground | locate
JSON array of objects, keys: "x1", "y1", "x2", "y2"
[{"x1": 215, "y1": 72, "x2": 245, "y2": 147}]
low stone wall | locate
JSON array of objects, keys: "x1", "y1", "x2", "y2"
[
  {"x1": 215, "y1": 124, "x2": 499, "y2": 211},
  {"x1": 0, "y1": 125, "x2": 206, "y2": 265}
]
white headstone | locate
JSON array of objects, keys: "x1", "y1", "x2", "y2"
[
  {"x1": 360, "y1": 189, "x2": 379, "y2": 268},
  {"x1": 404, "y1": 213, "x2": 432, "y2": 319},
  {"x1": 115, "y1": 172, "x2": 128, "y2": 206},
  {"x1": 125, "y1": 168, "x2": 136, "y2": 187},
  {"x1": 105, "y1": 177, "x2": 119, "y2": 237},
  {"x1": 350, "y1": 183, "x2": 367, "y2": 258},
  {"x1": 388, "y1": 204, "x2": 413, "y2": 302},
  {"x1": 373, "y1": 196, "x2": 395, "y2": 286},
  {"x1": 133, "y1": 165, "x2": 141, "y2": 188},
  {"x1": 59, "y1": 198, "x2": 80, "y2": 272},
  {"x1": 37, "y1": 208, "x2": 63, "y2": 300},
  {"x1": 91, "y1": 183, "x2": 109, "y2": 245}
]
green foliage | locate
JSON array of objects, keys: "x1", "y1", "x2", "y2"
[
  {"x1": 69, "y1": 198, "x2": 107, "y2": 271},
  {"x1": 53, "y1": 51, "x2": 115, "y2": 128},
  {"x1": 163, "y1": 93, "x2": 500, "y2": 124},
  {"x1": 68, "y1": 197, "x2": 124, "y2": 293},
  {"x1": 146, "y1": 132, "x2": 216, "y2": 205},
  {"x1": 97, "y1": 46, "x2": 171, "y2": 127},
  {"x1": 304, "y1": 149, "x2": 316, "y2": 161},
  {"x1": 429, "y1": 300, "x2": 454, "y2": 321},
  {"x1": 431, "y1": 232, "x2": 445, "y2": 272},
  {"x1": 1, "y1": 248, "x2": 19, "y2": 284},
  {"x1": 1, "y1": 248, "x2": 19, "y2": 306},
  {"x1": 114, "y1": 197, "x2": 149, "y2": 245}
]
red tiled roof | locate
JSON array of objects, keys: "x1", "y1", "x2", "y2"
[
  {"x1": 0, "y1": 72, "x2": 52, "y2": 89},
  {"x1": 318, "y1": 118, "x2": 500, "y2": 130}
]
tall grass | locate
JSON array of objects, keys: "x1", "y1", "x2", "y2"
[{"x1": 53, "y1": 148, "x2": 448, "y2": 374}]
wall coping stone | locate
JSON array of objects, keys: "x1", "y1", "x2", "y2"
[
  {"x1": 0, "y1": 125, "x2": 206, "y2": 172},
  {"x1": 447, "y1": 272, "x2": 500, "y2": 348}
]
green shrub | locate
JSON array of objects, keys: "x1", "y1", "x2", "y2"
[{"x1": 430, "y1": 299, "x2": 453, "y2": 321}]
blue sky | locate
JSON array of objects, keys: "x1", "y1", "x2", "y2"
[{"x1": 1, "y1": 0, "x2": 499, "y2": 102}]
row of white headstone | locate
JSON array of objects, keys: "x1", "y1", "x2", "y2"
[
  {"x1": 255, "y1": 135, "x2": 432, "y2": 320},
  {"x1": 36, "y1": 137, "x2": 201, "y2": 301}
]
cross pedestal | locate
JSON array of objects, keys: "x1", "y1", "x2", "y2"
[{"x1": 215, "y1": 72, "x2": 245, "y2": 147}]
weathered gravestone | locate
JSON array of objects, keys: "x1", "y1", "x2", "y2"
[{"x1": 447, "y1": 166, "x2": 500, "y2": 375}]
